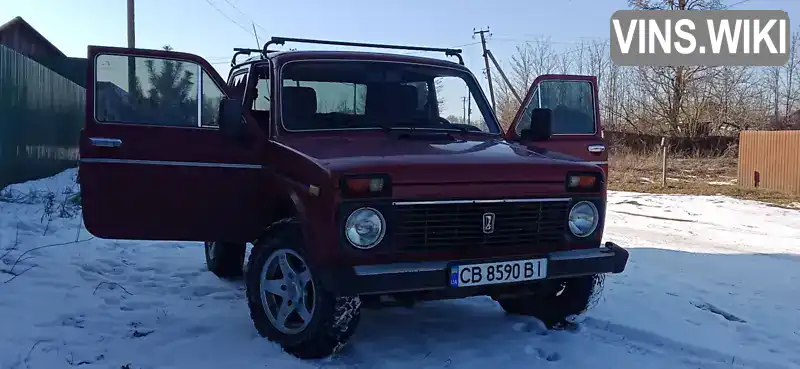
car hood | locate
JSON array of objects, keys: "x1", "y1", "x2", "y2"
[{"x1": 279, "y1": 134, "x2": 600, "y2": 185}]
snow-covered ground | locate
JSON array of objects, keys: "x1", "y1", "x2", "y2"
[{"x1": 1, "y1": 169, "x2": 799, "y2": 369}]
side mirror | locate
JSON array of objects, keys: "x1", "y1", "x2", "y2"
[
  {"x1": 520, "y1": 108, "x2": 552, "y2": 141},
  {"x1": 218, "y1": 98, "x2": 246, "y2": 139}
]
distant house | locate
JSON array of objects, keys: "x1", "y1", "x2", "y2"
[
  {"x1": 0, "y1": 16, "x2": 87, "y2": 87},
  {"x1": 784, "y1": 110, "x2": 800, "y2": 130}
]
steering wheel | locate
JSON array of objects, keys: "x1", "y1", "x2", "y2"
[{"x1": 436, "y1": 116, "x2": 482, "y2": 132}]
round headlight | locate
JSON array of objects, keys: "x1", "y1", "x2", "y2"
[
  {"x1": 344, "y1": 207, "x2": 386, "y2": 249},
  {"x1": 568, "y1": 201, "x2": 599, "y2": 238}
]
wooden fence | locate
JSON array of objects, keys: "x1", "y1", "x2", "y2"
[
  {"x1": 738, "y1": 130, "x2": 800, "y2": 194},
  {"x1": 0, "y1": 44, "x2": 84, "y2": 189},
  {"x1": 604, "y1": 131, "x2": 738, "y2": 156}
]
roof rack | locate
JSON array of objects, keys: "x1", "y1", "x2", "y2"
[
  {"x1": 230, "y1": 47, "x2": 280, "y2": 67},
  {"x1": 263, "y1": 36, "x2": 464, "y2": 65}
]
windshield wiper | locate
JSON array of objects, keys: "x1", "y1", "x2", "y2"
[{"x1": 442, "y1": 124, "x2": 469, "y2": 133}]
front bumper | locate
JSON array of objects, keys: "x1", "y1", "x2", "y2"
[{"x1": 323, "y1": 242, "x2": 629, "y2": 296}]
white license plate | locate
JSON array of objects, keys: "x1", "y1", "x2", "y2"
[{"x1": 449, "y1": 258, "x2": 548, "y2": 287}]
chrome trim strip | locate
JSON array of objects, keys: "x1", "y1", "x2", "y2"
[
  {"x1": 354, "y1": 262, "x2": 448, "y2": 276},
  {"x1": 584, "y1": 161, "x2": 609, "y2": 166},
  {"x1": 80, "y1": 158, "x2": 262, "y2": 169},
  {"x1": 548, "y1": 247, "x2": 614, "y2": 261},
  {"x1": 353, "y1": 247, "x2": 616, "y2": 277},
  {"x1": 392, "y1": 197, "x2": 571, "y2": 206},
  {"x1": 89, "y1": 137, "x2": 122, "y2": 147},
  {"x1": 360, "y1": 286, "x2": 447, "y2": 295}
]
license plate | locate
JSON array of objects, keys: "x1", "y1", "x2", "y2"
[{"x1": 449, "y1": 258, "x2": 547, "y2": 287}]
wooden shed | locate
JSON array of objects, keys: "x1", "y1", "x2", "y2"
[{"x1": 0, "y1": 16, "x2": 87, "y2": 87}]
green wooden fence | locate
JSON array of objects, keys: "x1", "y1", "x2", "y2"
[{"x1": 0, "y1": 44, "x2": 84, "y2": 188}]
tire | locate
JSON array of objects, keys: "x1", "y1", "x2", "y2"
[
  {"x1": 204, "y1": 241, "x2": 245, "y2": 279},
  {"x1": 498, "y1": 275, "x2": 604, "y2": 329},
  {"x1": 245, "y1": 218, "x2": 361, "y2": 359}
]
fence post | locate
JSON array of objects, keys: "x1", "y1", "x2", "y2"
[{"x1": 661, "y1": 137, "x2": 668, "y2": 187}]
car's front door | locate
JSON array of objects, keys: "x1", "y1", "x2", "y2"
[
  {"x1": 505, "y1": 75, "x2": 608, "y2": 175},
  {"x1": 79, "y1": 46, "x2": 269, "y2": 241}
]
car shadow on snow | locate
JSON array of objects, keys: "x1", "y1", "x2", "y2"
[
  {"x1": 328, "y1": 297, "x2": 551, "y2": 367},
  {"x1": 309, "y1": 247, "x2": 800, "y2": 369}
]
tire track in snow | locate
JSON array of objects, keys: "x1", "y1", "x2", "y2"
[{"x1": 581, "y1": 317, "x2": 790, "y2": 369}]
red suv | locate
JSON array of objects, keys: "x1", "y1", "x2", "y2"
[{"x1": 78, "y1": 37, "x2": 627, "y2": 359}]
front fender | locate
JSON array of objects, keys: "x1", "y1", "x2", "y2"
[{"x1": 267, "y1": 141, "x2": 339, "y2": 266}]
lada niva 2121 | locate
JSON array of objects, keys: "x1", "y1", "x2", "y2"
[{"x1": 78, "y1": 36, "x2": 628, "y2": 359}]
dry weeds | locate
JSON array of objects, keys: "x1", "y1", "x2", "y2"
[{"x1": 607, "y1": 149, "x2": 800, "y2": 209}]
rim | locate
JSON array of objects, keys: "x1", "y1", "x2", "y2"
[
  {"x1": 205, "y1": 242, "x2": 216, "y2": 261},
  {"x1": 259, "y1": 249, "x2": 316, "y2": 335}
]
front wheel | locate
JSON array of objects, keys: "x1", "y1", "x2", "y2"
[
  {"x1": 245, "y1": 220, "x2": 361, "y2": 359},
  {"x1": 498, "y1": 275, "x2": 604, "y2": 329}
]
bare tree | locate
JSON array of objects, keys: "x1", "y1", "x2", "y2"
[{"x1": 484, "y1": 0, "x2": 800, "y2": 138}]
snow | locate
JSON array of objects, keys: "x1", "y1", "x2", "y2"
[{"x1": 1, "y1": 169, "x2": 799, "y2": 369}]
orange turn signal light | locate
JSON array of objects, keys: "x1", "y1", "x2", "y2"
[
  {"x1": 567, "y1": 175, "x2": 597, "y2": 188},
  {"x1": 341, "y1": 175, "x2": 389, "y2": 198}
]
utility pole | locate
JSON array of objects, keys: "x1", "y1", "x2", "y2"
[
  {"x1": 462, "y1": 96, "x2": 467, "y2": 123},
  {"x1": 467, "y1": 94, "x2": 472, "y2": 124},
  {"x1": 126, "y1": 0, "x2": 136, "y2": 98},
  {"x1": 127, "y1": 0, "x2": 135, "y2": 48},
  {"x1": 474, "y1": 27, "x2": 496, "y2": 112}
]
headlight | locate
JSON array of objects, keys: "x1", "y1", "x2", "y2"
[
  {"x1": 344, "y1": 207, "x2": 386, "y2": 249},
  {"x1": 568, "y1": 201, "x2": 599, "y2": 237}
]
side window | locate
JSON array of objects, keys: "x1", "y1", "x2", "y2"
[
  {"x1": 433, "y1": 76, "x2": 488, "y2": 132},
  {"x1": 201, "y1": 71, "x2": 224, "y2": 127},
  {"x1": 516, "y1": 80, "x2": 595, "y2": 135},
  {"x1": 516, "y1": 88, "x2": 540, "y2": 134},
  {"x1": 94, "y1": 54, "x2": 223, "y2": 128},
  {"x1": 253, "y1": 67, "x2": 271, "y2": 112},
  {"x1": 227, "y1": 71, "x2": 248, "y2": 99}
]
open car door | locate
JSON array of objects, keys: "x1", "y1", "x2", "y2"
[
  {"x1": 79, "y1": 46, "x2": 268, "y2": 241},
  {"x1": 505, "y1": 75, "x2": 608, "y2": 176}
]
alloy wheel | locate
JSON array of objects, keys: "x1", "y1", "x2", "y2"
[{"x1": 259, "y1": 249, "x2": 316, "y2": 334}]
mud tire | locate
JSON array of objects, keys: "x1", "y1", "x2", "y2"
[
  {"x1": 245, "y1": 218, "x2": 361, "y2": 359},
  {"x1": 498, "y1": 275, "x2": 604, "y2": 329},
  {"x1": 204, "y1": 241, "x2": 245, "y2": 279}
]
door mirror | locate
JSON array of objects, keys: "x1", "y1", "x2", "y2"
[
  {"x1": 520, "y1": 108, "x2": 552, "y2": 141},
  {"x1": 218, "y1": 98, "x2": 245, "y2": 138}
]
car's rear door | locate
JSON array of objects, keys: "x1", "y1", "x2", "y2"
[
  {"x1": 79, "y1": 46, "x2": 269, "y2": 241},
  {"x1": 505, "y1": 75, "x2": 608, "y2": 176}
]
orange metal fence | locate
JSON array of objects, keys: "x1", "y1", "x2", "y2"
[{"x1": 738, "y1": 130, "x2": 800, "y2": 194}]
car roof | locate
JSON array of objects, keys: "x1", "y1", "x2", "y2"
[{"x1": 235, "y1": 49, "x2": 466, "y2": 70}]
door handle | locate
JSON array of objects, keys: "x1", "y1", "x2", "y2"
[
  {"x1": 89, "y1": 137, "x2": 122, "y2": 148},
  {"x1": 587, "y1": 144, "x2": 605, "y2": 153}
]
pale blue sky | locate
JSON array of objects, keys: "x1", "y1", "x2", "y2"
[{"x1": 2, "y1": 0, "x2": 798, "y2": 118}]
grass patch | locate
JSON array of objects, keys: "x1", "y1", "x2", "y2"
[{"x1": 608, "y1": 149, "x2": 800, "y2": 209}]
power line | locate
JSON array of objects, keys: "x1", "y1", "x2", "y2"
[
  {"x1": 728, "y1": 0, "x2": 753, "y2": 7},
  {"x1": 726, "y1": 0, "x2": 795, "y2": 8},
  {"x1": 201, "y1": 0, "x2": 252, "y2": 35},
  {"x1": 220, "y1": 0, "x2": 269, "y2": 34}
]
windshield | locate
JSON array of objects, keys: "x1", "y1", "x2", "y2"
[{"x1": 279, "y1": 60, "x2": 500, "y2": 134}]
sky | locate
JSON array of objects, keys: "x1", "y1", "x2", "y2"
[{"x1": 2, "y1": 0, "x2": 799, "y2": 121}]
